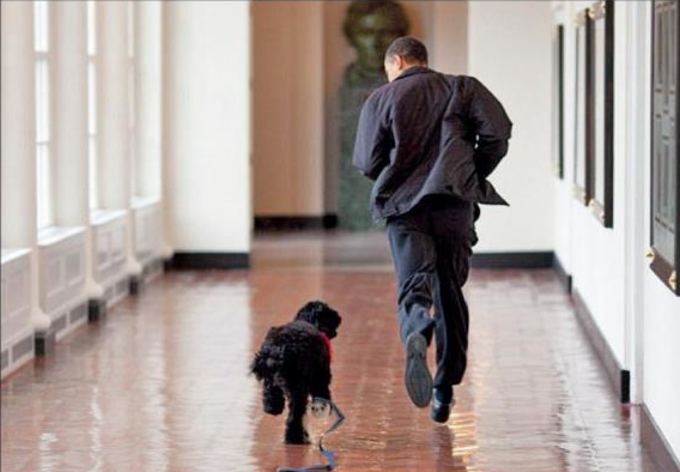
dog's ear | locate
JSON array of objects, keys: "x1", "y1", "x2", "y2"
[
  {"x1": 318, "y1": 304, "x2": 341, "y2": 338},
  {"x1": 294, "y1": 300, "x2": 325, "y2": 324}
]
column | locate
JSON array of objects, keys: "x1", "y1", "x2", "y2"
[
  {"x1": 135, "y1": 1, "x2": 162, "y2": 200},
  {"x1": 163, "y1": 1, "x2": 252, "y2": 264},
  {"x1": 52, "y1": 1, "x2": 103, "y2": 300},
  {"x1": 97, "y1": 1, "x2": 141, "y2": 279},
  {"x1": 0, "y1": 1, "x2": 50, "y2": 332}
]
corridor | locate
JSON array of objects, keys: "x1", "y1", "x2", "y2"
[{"x1": 1, "y1": 235, "x2": 658, "y2": 472}]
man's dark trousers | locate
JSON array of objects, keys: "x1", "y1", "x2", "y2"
[{"x1": 386, "y1": 194, "x2": 473, "y2": 391}]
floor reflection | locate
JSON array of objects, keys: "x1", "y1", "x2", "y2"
[{"x1": 0, "y1": 233, "x2": 660, "y2": 472}]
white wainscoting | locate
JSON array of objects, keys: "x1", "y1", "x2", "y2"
[
  {"x1": 1, "y1": 248, "x2": 34, "y2": 379},
  {"x1": 133, "y1": 197, "x2": 162, "y2": 266},
  {"x1": 38, "y1": 227, "x2": 89, "y2": 341},
  {"x1": 91, "y1": 209, "x2": 129, "y2": 307}
]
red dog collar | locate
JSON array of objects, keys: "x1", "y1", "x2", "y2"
[{"x1": 320, "y1": 332, "x2": 333, "y2": 363}]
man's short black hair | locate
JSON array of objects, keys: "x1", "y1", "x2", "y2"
[{"x1": 385, "y1": 37, "x2": 428, "y2": 65}]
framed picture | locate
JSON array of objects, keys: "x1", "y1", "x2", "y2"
[
  {"x1": 587, "y1": 1, "x2": 614, "y2": 227},
  {"x1": 573, "y1": 10, "x2": 589, "y2": 204},
  {"x1": 649, "y1": 0, "x2": 679, "y2": 295},
  {"x1": 552, "y1": 24, "x2": 565, "y2": 179}
]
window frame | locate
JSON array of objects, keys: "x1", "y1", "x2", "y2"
[
  {"x1": 34, "y1": 0, "x2": 55, "y2": 230},
  {"x1": 128, "y1": 0, "x2": 137, "y2": 200},
  {"x1": 87, "y1": 0, "x2": 99, "y2": 211},
  {"x1": 649, "y1": 0, "x2": 680, "y2": 295}
]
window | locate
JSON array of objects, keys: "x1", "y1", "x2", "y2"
[
  {"x1": 650, "y1": 0, "x2": 679, "y2": 295},
  {"x1": 587, "y1": 1, "x2": 615, "y2": 227},
  {"x1": 573, "y1": 10, "x2": 589, "y2": 204},
  {"x1": 128, "y1": 1, "x2": 137, "y2": 198},
  {"x1": 87, "y1": 0, "x2": 99, "y2": 210},
  {"x1": 35, "y1": 0, "x2": 53, "y2": 229}
]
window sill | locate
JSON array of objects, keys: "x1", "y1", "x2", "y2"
[
  {"x1": 1, "y1": 248, "x2": 31, "y2": 265},
  {"x1": 90, "y1": 209, "x2": 127, "y2": 227},
  {"x1": 131, "y1": 196, "x2": 161, "y2": 211},
  {"x1": 38, "y1": 226, "x2": 86, "y2": 248}
]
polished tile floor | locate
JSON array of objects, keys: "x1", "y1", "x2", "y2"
[{"x1": 1, "y1": 233, "x2": 658, "y2": 472}]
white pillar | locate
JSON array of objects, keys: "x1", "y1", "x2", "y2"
[
  {"x1": 97, "y1": 1, "x2": 129, "y2": 210},
  {"x1": 97, "y1": 1, "x2": 141, "y2": 278},
  {"x1": 164, "y1": 1, "x2": 252, "y2": 256},
  {"x1": 1, "y1": 2, "x2": 50, "y2": 332},
  {"x1": 160, "y1": 4, "x2": 174, "y2": 259},
  {"x1": 135, "y1": 1, "x2": 162, "y2": 199},
  {"x1": 52, "y1": 1, "x2": 103, "y2": 299}
]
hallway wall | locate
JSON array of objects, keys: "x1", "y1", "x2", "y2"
[
  {"x1": 554, "y1": 0, "x2": 628, "y2": 368},
  {"x1": 468, "y1": 1, "x2": 555, "y2": 252},
  {"x1": 252, "y1": 1, "x2": 325, "y2": 218},
  {"x1": 552, "y1": 0, "x2": 680, "y2": 463},
  {"x1": 163, "y1": 1, "x2": 251, "y2": 254}
]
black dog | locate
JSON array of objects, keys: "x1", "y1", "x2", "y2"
[{"x1": 251, "y1": 301, "x2": 341, "y2": 444}]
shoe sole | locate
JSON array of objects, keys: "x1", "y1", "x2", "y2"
[{"x1": 405, "y1": 334, "x2": 432, "y2": 408}]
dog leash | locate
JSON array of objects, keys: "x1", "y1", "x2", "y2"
[{"x1": 276, "y1": 399, "x2": 345, "y2": 472}]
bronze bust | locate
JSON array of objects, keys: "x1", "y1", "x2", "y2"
[{"x1": 342, "y1": 1, "x2": 410, "y2": 88}]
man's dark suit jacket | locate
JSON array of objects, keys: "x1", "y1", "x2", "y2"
[{"x1": 352, "y1": 66, "x2": 512, "y2": 220}]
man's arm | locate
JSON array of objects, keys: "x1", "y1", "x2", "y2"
[
  {"x1": 352, "y1": 95, "x2": 390, "y2": 181},
  {"x1": 466, "y1": 77, "x2": 512, "y2": 178}
]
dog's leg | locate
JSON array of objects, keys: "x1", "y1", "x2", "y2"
[
  {"x1": 310, "y1": 360, "x2": 332, "y2": 401},
  {"x1": 284, "y1": 388, "x2": 310, "y2": 445},
  {"x1": 310, "y1": 362, "x2": 332, "y2": 418},
  {"x1": 263, "y1": 380, "x2": 285, "y2": 415}
]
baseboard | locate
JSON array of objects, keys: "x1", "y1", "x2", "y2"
[
  {"x1": 167, "y1": 252, "x2": 250, "y2": 270},
  {"x1": 470, "y1": 251, "x2": 554, "y2": 269},
  {"x1": 641, "y1": 404, "x2": 680, "y2": 472},
  {"x1": 572, "y1": 289, "x2": 630, "y2": 403},
  {"x1": 254, "y1": 214, "x2": 338, "y2": 231},
  {"x1": 552, "y1": 254, "x2": 573, "y2": 293}
]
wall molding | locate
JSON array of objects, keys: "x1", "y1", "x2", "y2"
[
  {"x1": 470, "y1": 251, "x2": 554, "y2": 269},
  {"x1": 254, "y1": 214, "x2": 338, "y2": 231},
  {"x1": 553, "y1": 254, "x2": 573, "y2": 293},
  {"x1": 167, "y1": 252, "x2": 250, "y2": 271},
  {"x1": 641, "y1": 404, "x2": 680, "y2": 472},
  {"x1": 571, "y1": 289, "x2": 630, "y2": 403}
]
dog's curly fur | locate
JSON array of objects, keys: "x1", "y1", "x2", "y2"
[{"x1": 250, "y1": 301, "x2": 342, "y2": 444}]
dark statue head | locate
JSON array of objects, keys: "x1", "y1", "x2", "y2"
[{"x1": 343, "y1": 1, "x2": 410, "y2": 77}]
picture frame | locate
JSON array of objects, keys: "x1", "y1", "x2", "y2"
[
  {"x1": 573, "y1": 9, "x2": 589, "y2": 204},
  {"x1": 649, "y1": 0, "x2": 680, "y2": 295},
  {"x1": 587, "y1": 1, "x2": 614, "y2": 228},
  {"x1": 552, "y1": 24, "x2": 565, "y2": 179}
]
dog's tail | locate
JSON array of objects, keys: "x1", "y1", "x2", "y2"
[{"x1": 250, "y1": 344, "x2": 286, "y2": 381}]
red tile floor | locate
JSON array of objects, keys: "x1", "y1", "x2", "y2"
[{"x1": 1, "y1": 232, "x2": 659, "y2": 472}]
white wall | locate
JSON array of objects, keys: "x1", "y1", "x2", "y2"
[
  {"x1": 468, "y1": 1, "x2": 555, "y2": 252},
  {"x1": 163, "y1": 1, "x2": 251, "y2": 253},
  {"x1": 555, "y1": 0, "x2": 628, "y2": 366},
  {"x1": 638, "y1": 0, "x2": 680, "y2": 458},
  {"x1": 552, "y1": 0, "x2": 680, "y2": 461}
]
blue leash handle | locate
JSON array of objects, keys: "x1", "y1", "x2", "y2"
[{"x1": 276, "y1": 399, "x2": 345, "y2": 472}]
